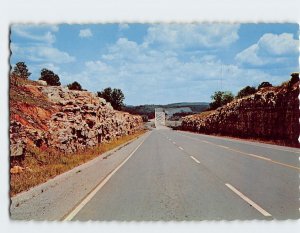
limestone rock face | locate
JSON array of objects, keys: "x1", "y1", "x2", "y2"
[
  {"x1": 10, "y1": 121, "x2": 27, "y2": 158},
  {"x1": 10, "y1": 85, "x2": 143, "y2": 156},
  {"x1": 181, "y1": 74, "x2": 299, "y2": 145}
]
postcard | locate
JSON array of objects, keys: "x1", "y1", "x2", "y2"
[{"x1": 9, "y1": 23, "x2": 299, "y2": 221}]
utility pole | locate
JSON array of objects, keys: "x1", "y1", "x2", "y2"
[{"x1": 221, "y1": 64, "x2": 223, "y2": 91}]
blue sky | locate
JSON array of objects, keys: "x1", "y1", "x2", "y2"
[{"x1": 10, "y1": 23, "x2": 299, "y2": 105}]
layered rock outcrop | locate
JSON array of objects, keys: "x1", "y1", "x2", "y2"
[
  {"x1": 10, "y1": 83, "x2": 143, "y2": 157},
  {"x1": 181, "y1": 74, "x2": 299, "y2": 145}
]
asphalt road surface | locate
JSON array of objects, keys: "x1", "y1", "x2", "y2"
[{"x1": 68, "y1": 128, "x2": 299, "y2": 221}]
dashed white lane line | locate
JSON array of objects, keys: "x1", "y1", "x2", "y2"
[
  {"x1": 63, "y1": 134, "x2": 149, "y2": 221},
  {"x1": 178, "y1": 146, "x2": 184, "y2": 150},
  {"x1": 225, "y1": 183, "x2": 272, "y2": 217},
  {"x1": 173, "y1": 142, "x2": 176, "y2": 144},
  {"x1": 190, "y1": 156, "x2": 201, "y2": 164}
]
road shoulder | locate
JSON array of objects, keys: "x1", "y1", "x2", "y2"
[{"x1": 10, "y1": 131, "x2": 151, "y2": 220}]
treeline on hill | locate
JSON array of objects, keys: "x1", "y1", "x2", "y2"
[
  {"x1": 124, "y1": 105, "x2": 158, "y2": 119},
  {"x1": 123, "y1": 102, "x2": 209, "y2": 121},
  {"x1": 10, "y1": 62, "x2": 125, "y2": 110}
]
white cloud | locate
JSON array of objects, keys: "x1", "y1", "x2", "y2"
[
  {"x1": 118, "y1": 24, "x2": 129, "y2": 31},
  {"x1": 38, "y1": 63, "x2": 61, "y2": 72},
  {"x1": 235, "y1": 44, "x2": 265, "y2": 66},
  {"x1": 11, "y1": 43, "x2": 75, "y2": 63},
  {"x1": 28, "y1": 63, "x2": 61, "y2": 80},
  {"x1": 11, "y1": 24, "x2": 58, "y2": 44},
  {"x1": 66, "y1": 37, "x2": 283, "y2": 105},
  {"x1": 79, "y1": 29, "x2": 93, "y2": 38},
  {"x1": 258, "y1": 33, "x2": 298, "y2": 55},
  {"x1": 85, "y1": 60, "x2": 109, "y2": 72},
  {"x1": 144, "y1": 24, "x2": 240, "y2": 49},
  {"x1": 11, "y1": 24, "x2": 76, "y2": 66},
  {"x1": 236, "y1": 33, "x2": 299, "y2": 66}
]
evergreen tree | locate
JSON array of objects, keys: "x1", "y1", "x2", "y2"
[
  {"x1": 11, "y1": 62, "x2": 31, "y2": 79},
  {"x1": 236, "y1": 86, "x2": 256, "y2": 98},
  {"x1": 67, "y1": 81, "x2": 83, "y2": 91},
  {"x1": 39, "y1": 68, "x2": 61, "y2": 86},
  {"x1": 97, "y1": 87, "x2": 125, "y2": 110}
]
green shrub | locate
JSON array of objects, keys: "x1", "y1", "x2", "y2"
[
  {"x1": 67, "y1": 81, "x2": 83, "y2": 91},
  {"x1": 236, "y1": 86, "x2": 256, "y2": 98},
  {"x1": 39, "y1": 68, "x2": 61, "y2": 86}
]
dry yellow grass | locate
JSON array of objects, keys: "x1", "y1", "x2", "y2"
[
  {"x1": 185, "y1": 110, "x2": 215, "y2": 119},
  {"x1": 10, "y1": 130, "x2": 146, "y2": 196},
  {"x1": 196, "y1": 110, "x2": 215, "y2": 117}
]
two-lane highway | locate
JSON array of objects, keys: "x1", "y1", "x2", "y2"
[{"x1": 66, "y1": 128, "x2": 299, "y2": 220}]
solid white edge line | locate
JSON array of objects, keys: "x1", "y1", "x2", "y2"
[
  {"x1": 63, "y1": 133, "x2": 149, "y2": 221},
  {"x1": 179, "y1": 132, "x2": 299, "y2": 170},
  {"x1": 181, "y1": 131, "x2": 300, "y2": 154},
  {"x1": 190, "y1": 156, "x2": 201, "y2": 164},
  {"x1": 248, "y1": 153, "x2": 271, "y2": 161},
  {"x1": 217, "y1": 145, "x2": 229, "y2": 149},
  {"x1": 225, "y1": 183, "x2": 272, "y2": 217}
]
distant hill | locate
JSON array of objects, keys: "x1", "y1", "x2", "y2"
[
  {"x1": 124, "y1": 102, "x2": 209, "y2": 119},
  {"x1": 165, "y1": 102, "x2": 209, "y2": 107}
]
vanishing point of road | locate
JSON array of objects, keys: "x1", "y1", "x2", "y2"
[{"x1": 65, "y1": 128, "x2": 299, "y2": 221}]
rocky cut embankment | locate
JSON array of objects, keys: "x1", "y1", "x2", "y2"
[
  {"x1": 10, "y1": 80, "x2": 143, "y2": 158},
  {"x1": 181, "y1": 73, "x2": 299, "y2": 146}
]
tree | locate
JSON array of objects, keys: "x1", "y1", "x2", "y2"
[
  {"x1": 111, "y1": 88, "x2": 125, "y2": 110},
  {"x1": 97, "y1": 87, "x2": 125, "y2": 110},
  {"x1": 97, "y1": 87, "x2": 112, "y2": 103},
  {"x1": 39, "y1": 68, "x2": 61, "y2": 86},
  {"x1": 67, "y1": 81, "x2": 83, "y2": 91},
  {"x1": 236, "y1": 86, "x2": 256, "y2": 99},
  {"x1": 11, "y1": 62, "x2": 31, "y2": 79},
  {"x1": 258, "y1": 81, "x2": 272, "y2": 90},
  {"x1": 222, "y1": 92, "x2": 234, "y2": 104},
  {"x1": 288, "y1": 72, "x2": 299, "y2": 88},
  {"x1": 209, "y1": 91, "x2": 234, "y2": 110}
]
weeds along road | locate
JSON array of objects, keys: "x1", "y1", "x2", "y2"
[{"x1": 11, "y1": 128, "x2": 300, "y2": 220}]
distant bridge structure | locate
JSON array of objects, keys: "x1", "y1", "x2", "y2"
[{"x1": 155, "y1": 108, "x2": 166, "y2": 127}]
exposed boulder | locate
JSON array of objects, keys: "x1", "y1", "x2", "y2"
[
  {"x1": 10, "y1": 121, "x2": 27, "y2": 158},
  {"x1": 36, "y1": 80, "x2": 47, "y2": 86},
  {"x1": 10, "y1": 141, "x2": 26, "y2": 157}
]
